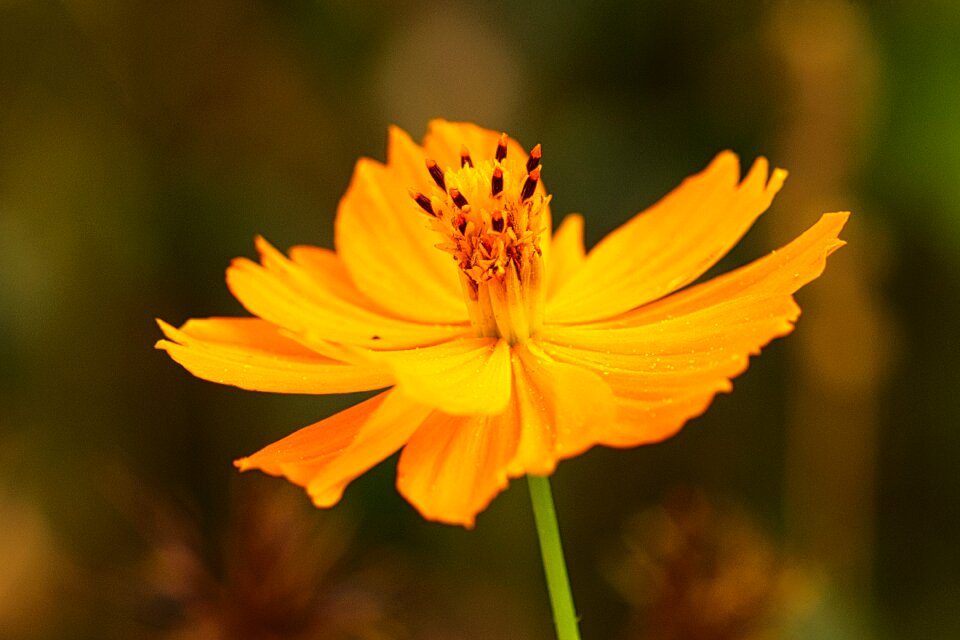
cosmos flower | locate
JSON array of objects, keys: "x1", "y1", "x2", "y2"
[{"x1": 156, "y1": 120, "x2": 848, "y2": 527}]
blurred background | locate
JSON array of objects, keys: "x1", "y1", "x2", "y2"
[{"x1": 0, "y1": 1, "x2": 955, "y2": 638}]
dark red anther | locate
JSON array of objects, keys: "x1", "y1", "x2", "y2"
[
  {"x1": 453, "y1": 213, "x2": 468, "y2": 234},
  {"x1": 526, "y1": 144, "x2": 542, "y2": 172},
  {"x1": 521, "y1": 167, "x2": 540, "y2": 201},
  {"x1": 491, "y1": 167, "x2": 504, "y2": 196},
  {"x1": 491, "y1": 211, "x2": 505, "y2": 232},
  {"x1": 449, "y1": 187, "x2": 469, "y2": 208},
  {"x1": 425, "y1": 159, "x2": 446, "y2": 190},
  {"x1": 408, "y1": 190, "x2": 435, "y2": 215},
  {"x1": 495, "y1": 133, "x2": 507, "y2": 162},
  {"x1": 460, "y1": 144, "x2": 474, "y2": 168}
]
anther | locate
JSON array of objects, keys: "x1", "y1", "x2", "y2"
[
  {"x1": 449, "y1": 187, "x2": 469, "y2": 208},
  {"x1": 460, "y1": 145, "x2": 474, "y2": 168},
  {"x1": 408, "y1": 190, "x2": 435, "y2": 216},
  {"x1": 521, "y1": 167, "x2": 540, "y2": 201},
  {"x1": 495, "y1": 133, "x2": 507, "y2": 162},
  {"x1": 491, "y1": 210, "x2": 505, "y2": 232},
  {"x1": 452, "y1": 213, "x2": 468, "y2": 234},
  {"x1": 491, "y1": 167, "x2": 504, "y2": 196},
  {"x1": 425, "y1": 159, "x2": 446, "y2": 190},
  {"x1": 526, "y1": 144, "x2": 542, "y2": 172}
]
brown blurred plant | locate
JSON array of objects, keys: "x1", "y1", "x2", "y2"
[
  {"x1": 0, "y1": 485, "x2": 73, "y2": 639},
  {"x1": 108, "y1": 474, "x2": 410, "y2": 640},
  {"x1": 607, "y1": 490, "x2": 820, "y2": 640}
]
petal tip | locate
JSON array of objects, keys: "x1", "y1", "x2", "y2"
[
  {"x1": 254, "y1": 235, "x2": 284, "y2": 260},
  {"x1": 155, "y1": 317, "x2": 175, "y2": 334},
  {"x1": 825, "y1": 210, "x2": 852, "y2": 226},
  {"x1": 155, "y1": 319, "x2": 184, "y2": 343},
  {"x1": 307, "y1": 483, "x2": 346, "y2": 509},
  {"x1": 414, "y1": 506, "x2": 477, "y2": 529},
  {"x1": 702, "y1": 151, "x2": 742, "y2": 185},
  {"x1": 765, "y1": 166, "x2": 788, "y2": 194}
]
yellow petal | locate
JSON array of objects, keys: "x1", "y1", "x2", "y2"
[
  {"x1": 396, "y1": 410, "x2": 519, "y2": 528},
  {"x1": 547, "y1": 152, "x2": 786, "y2": 323},
  {"x1": 541, "y1": 294, "x2": 803, "y2": 447},
  {"x1": 386, "y1": 125, "x2": 435, "y2": 195},
  {"x1": 334, "y1": 157, "x2": 466, "y2": 323},
  {"x1": 156, "y1": 318, "x2": 394, "y2": 394},
  {"x1": 545, "y1": 213, "x2": 586, "y2": 300},
  {"x1": 423, "y1": 120, "x2": 529, "y2": 175},
  {"x1": 235, "y1": 390, "x2": 432, "y2": 508},
  {"x1": 286, "y1": 243, "x2": 396, "y2": 313},
  {"x1": 226, "y1": 237, "x2": 468, "y2": 350},
  {"x1": 165, "y1": 316, "x2": 320, "y2": 355},
  {"x1": 507, "y1": 343, "x2": 617, "y2": 476},
  {"x1": 374, "y1": 338, "x2": 513, "y2": 415}
]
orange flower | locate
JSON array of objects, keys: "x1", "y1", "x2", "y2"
[{"x1": 156, "y1": 121, "x2": 848, "y2": 527}]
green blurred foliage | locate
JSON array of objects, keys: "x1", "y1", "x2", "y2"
[{"x1": 0, "y1": 1, "x2": 957, "y2": 639}]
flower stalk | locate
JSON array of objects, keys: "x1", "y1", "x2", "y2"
[{"x1": 528, "y1": 474, "x2": 581, "y2": 640}]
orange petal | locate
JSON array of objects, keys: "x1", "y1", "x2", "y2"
[
  {"x1": 545, "y1": 294, "x2": 800, "y2": 352},
  {"x1": 545, "y1": 213, "x2": 586, "y2": 300},
  {"x1": 396, "y1": 410, "x2": 519, "y2": 527},
  {"x1": 507, "y1": 343, "x2": 617, "y2": 476},
  {"x1": 608, "y1": 393, "x2": 720, "y2": 447},
  {"x1": 541, "y1": 294, "x2": 802, "y2": 447},
  {"x1": 546, "y1": 153, "x2": 787, "y2": 323},
  {"x1": 236, "y1": 389, "x2": 432, "y2": 508},
  {"x1": 226, "y1": 237, "x2": 469, "y2": 350},
  {"x1": 595, "y1": 212, "x2": 850, "y2": 326},
  {"x1": 373, "y1": 337, "x2": 513, "y2": 415},
  {"x1": 156, "y1": 318, "x2": 393, "y2": 394},
  {"x1": 334, "y1": 157, "x2": 467, "y2": 324},
  {"x1": 544, "y1": 209, "x2": 848, "y2": 446}
]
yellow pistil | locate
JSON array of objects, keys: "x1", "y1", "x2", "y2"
[{"x1": 409, "y1": 136, "x2": 550, "y2": 344}]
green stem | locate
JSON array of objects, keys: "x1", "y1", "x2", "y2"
[{"x1": 528, "y1": 474, "x2": 581, "y2": 640}]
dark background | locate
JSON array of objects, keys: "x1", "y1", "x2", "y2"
[{"x1": 1, "y1": 1, "x2": 956, "y2": 638}]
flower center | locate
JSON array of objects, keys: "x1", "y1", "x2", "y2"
[{"x1": 409, "y1": 134, "x2": 549, "y2": 344}]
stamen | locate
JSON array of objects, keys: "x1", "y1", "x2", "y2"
[
  {"x1": 452, "y1": 213, "x2": 467, "y2": 234},
  {"x1": 491, "y1": 210, "x2": 505, "y2": 232},
  {"x1": 408, "y1": 189, "x2": 435, "y2": 216},
  {"x1": 460, "y1": 144, "x2": 474, "y2": 168},
  {"x1": 425, "y1": 159, "x2": 446, "y2": 190},
  {"x1": 526, "y1": 144, "x2": 542, "y2": 172},
  {"x1": 521, "y1": 167, "x2": 540, "y2": 201},
  {"x1": 495, "y1": 133, "x2": 507, "y2": 162},
  {"x1": 449, "y1": 187, "x2": 469, "y2": 208},
  {"x1": 491, "y1": 167, "x2": 504, "y2": 196}
]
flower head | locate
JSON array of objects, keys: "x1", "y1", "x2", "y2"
[{"x1": 156, "y1": 120, "x2": 848, "y2": 527}]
